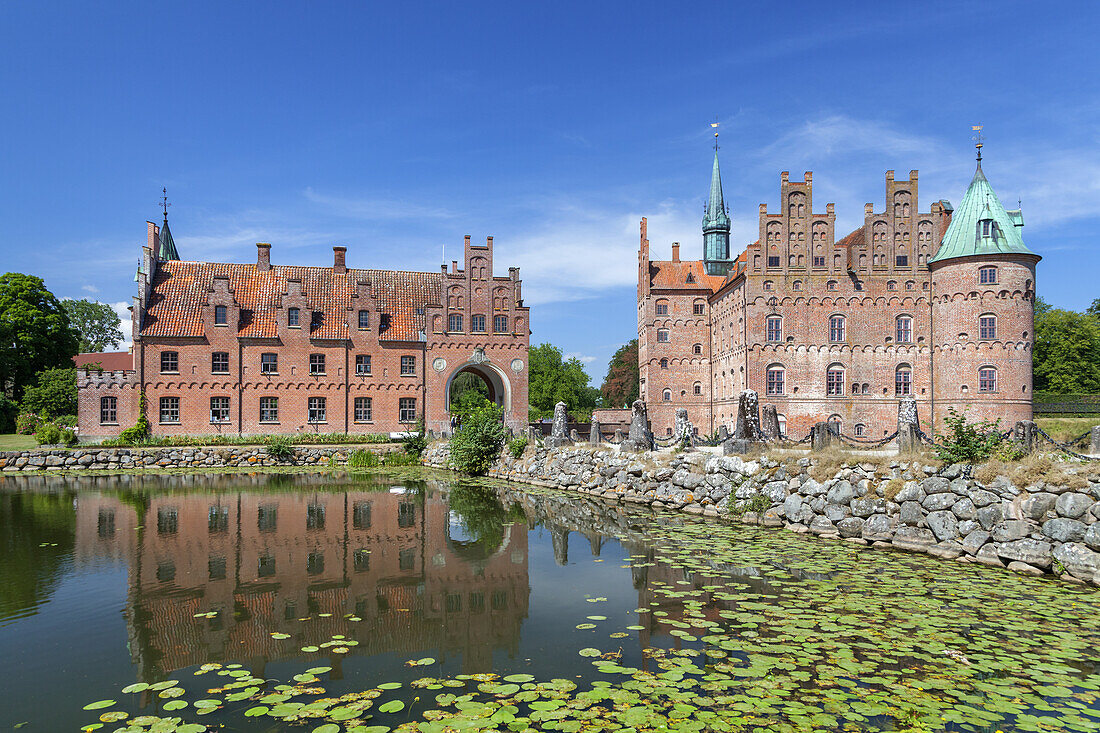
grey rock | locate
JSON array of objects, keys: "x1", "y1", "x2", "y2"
[
  {"x1": 975, "y1": 543, "x2": 1005, "y2": 567},
  {"x1": 826, "y1": 480, "x2": 856, "y2": 505},
  {"x1": 961, "y1": 529, "x2": 991, "y2": 555},
  {"x1": 893, "y1": 482, "x2": 925, "y2": 503},
  {"x1": 970, "y1": 489, "x2": 1000, "y2": 508},
  {"x1": 850, "y1": 497, "x2": 881, "y2": 518},
  {"x1": 997, "y1": 538, "x2": 1053, "y2": 568},
  {"x1": 950, "y1": 477, "x2": 971, "y2": 495},
  {"x1": 1056, "y1": 493, "x2": 1093, "y2": 519},
  {"x1": 761, "y1": 481, "x2": 788, "y2": 503},
  {"x1": 1084, "y1": 523, "x2": 1100, "y2": 552},
  {"x1": 900, "y1": 501, "x2": 924, "y2": 526},
  {"x1": 992, "y1": 519, "x2": 1032, "y2": 542},
  {"x1": 809, "y1": 516, "x2": 835, "y2": 535},
  {"x1": 800, "y1": 478, "x2": 826, "y2": 496},
  {"x1": 976, "y1": 504, "x2": 1004, "y2": 530},
  {"x1": 782, "y1": 494, "x2": 802, "y2": 521},
  {"x1": 928, "y1": 541, "x2": 963, "y2": 559},
  {"x1": 1021, "y1": 493, "x2": 1056, "y2": 520},
  {"x1": 951, "y1": 497, "x2": 976, "y2": 520},
  {"x1": 940, "y1": 463, "x2": 965, "y2": 480},
  {"x1": 809, "y1": 496, "x2": 826, "y2": 513},
  {"x1": 1007, "y1": 561, "x2": 1045, "y2": 576},
  {"x1": 837, "y1": 517, "x2": 865, "y2": 538},
  {"x1": 922, "y1": 493, "x2": 957, "y2": 512},
  {"x1": 862, "y1": 514, "x2": 897, "y2": 541},
  {"x1": 927, "y1": 510, "x2": 959, "y2": 542},
  {"x1": 1042, "y1": 518, "x2": 1088, "y2": 543},
  {"x1": 892, "y1": 526, "x2": 937, "y2": 551},
  {"x1": 823, "y1": 503, "x2": 849, "y2": 522},
  {"x1": 1052, "y1": 543, "x2": 1100, "y2": 583},
  {"x1": 922, "y1": 477, "x2": 951, "y2": 494},
  {"x1": 957, "y1": 520, "x2": 980, "y2": 536}
]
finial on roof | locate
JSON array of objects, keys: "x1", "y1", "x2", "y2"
[
  {"x1": 971, "y1": 125, "x2": 984, "y2": 163},
  {"x1": 161, "y1": 187, "x2": 171, "y2": 222},
  {"x1": 156, "y1": 187, "x2": 180, "y2": 261},
  {"x1": 711, "y1": 120, "x2": 719, "y2": 152}
]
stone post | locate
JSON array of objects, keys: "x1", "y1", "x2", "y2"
[
  {"x1": 723, "y1": 390, "x2": 764, "y2": 455},
  {"x1": 811, "y1": 422, "x2": 838, "y2": 451},
  {"x1": 589, "y1": 420, "x2": 602, "y2": 444},
  {"x1": 620, "y1": 400, "x2": 655, "y2": 453},
  {"x1": 717, "y1": 424, "x2": 729, "y2": 441},
  {"x1": 761, "y1": 404, "x2": 782, "y2": 441},
  {"x1": 674, "y1": 407, "x2": 694, "y2": 447},
  {"x1": 545, "y1": 402, "x2": 573, "y2": 448},
  {"x1": 528, "y1": 426, "x2": 541, "y2": 443},
  {"x1": 1013, "y1": 420, "x2": 1038, "y2": 455},
  {"x1": 896, "y1": 396, "x2": 920, "y2": 453},
  {"x1": 1091, "y1": 425, "x2": 1100, "y2": 456},
  {"x1": 613, "y1": 428, "x2": 626, "y2": 443}
]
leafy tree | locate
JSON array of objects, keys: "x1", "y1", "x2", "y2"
[
  {"x1": 1088, "y1": 298, "x2": 1100, "y2": 319},
  {"x1": 449, "y1": 399, "x2": 507, "y2": 476},
  {"x1": 1034, "y1": 295, "x2": 1052, "y2": 317},
  {"x1": 600, "y1": 339, "x2": 639, "y2": 409},
  {"x1": 62, "y1": 298, "x2": 124, "y2": 352},
  {"x1": 528, "y1": 343, "x2": 600, "y2": 421},
  {"x1": 1033, "y1": 307, "x2": 1100, "y2": 393},
  {"x1": 0, "y1": 274, "x2": 79, "y2": 400},
  {"x1": 449, "y1": 371, "x2": 491, "y2": 416},
  {"x1": 19, "y1": 367, "x2": 77, "y2": 418}
]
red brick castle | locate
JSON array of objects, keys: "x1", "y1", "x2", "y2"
[
  {"x1": 639, "y1": 142, "x2": 1039, "y2": 439},
  {"x1": 77, "y1": 220, "x2": 530, "y2": 440}
]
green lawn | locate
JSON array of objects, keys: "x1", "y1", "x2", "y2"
[
  {"x1": 1035, "y1": 417, "x2": 1099, "y2": 443},
  {"x1": 0, "y1": 434, "x2": 36, "y2": 451}
]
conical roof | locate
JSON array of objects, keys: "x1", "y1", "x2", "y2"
[
  {"x1": 930, "y1": 161, "x2": 1036, "y2": 264},
  {"x1": 702, "y1": 149, "x2": 730, "y2": 232},
  {"x1": 158, "y1": 218, "x2": 180, "y2": 261}
]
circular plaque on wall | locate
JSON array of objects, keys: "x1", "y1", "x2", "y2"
[
  {"x1": 510, "y1": 359, "x2": 524, "y2": 372},
  {"x1": 432, "y1": 358, "x2": 447, "y2": 372}
]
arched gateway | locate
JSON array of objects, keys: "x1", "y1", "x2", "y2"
[{"x1": 445, "y1": 361, "x2": 511, "y2": 413}]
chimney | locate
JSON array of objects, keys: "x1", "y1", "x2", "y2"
[
  {"x1": 672, "y1": 242, "x2": 680, "y2": 262},
  {"x1": 256, "y1": 243, "x2": 271, "y2": 271},
  {"x1": 333, "y1": 246, "x2": 347, "y2": 274},
  {"x1": 452, "y1": 260, "x2": 459, "y2": 272},
  {"x1": 486, "y1": 235, "x2": 493, "y2": 247}
]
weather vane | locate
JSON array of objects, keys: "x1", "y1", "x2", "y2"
[
  {"x1": 711, "y1": 119, "x2": 719, "y2": 151},
  {"x1": 161, "y1": 187, "x2": 171, "y2": 220},
  {"x1": 971, "y1": 125, "x2": 983, "y2": 162}
]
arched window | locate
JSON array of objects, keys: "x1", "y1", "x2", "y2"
[
  {"x1": 829, "y1": 315, "x2": 846, "y2": 342},
  {"x1": 979, "y1": 367, "x2": 997, "y2": 392},
  {"x1": 692, "y1": 343, "x2": 702, "y2": 355},
  {"x1": 662, "y1": 389, "x2": 672, "y2": 402},
  {"x1": 854, "y1": 423, "x2": 866, "y2": 437},
  {"x1": 766, "y1": 316, "x2": 782, "y2": 342},
  {"x1": 905, "y1": 280, "x2": 915, "y2": 290},
  {"x1": 657, "y1": 328, "x2": 670, "y2": 343},
  {"x1": 826, "y1": 363, "x2": 845, "y2": 396},
  {"x1": 827, "y1": 414, "x2": 842, "y2": 432},
  {"x1": 979, "y1": 266, "x2": 997, "y2": 284},
  {"x1": 766, "y1": 365, "x2": 785, "y2": 395},
  {"x1": 763, "y1": 280, "x2": 774, "y2": 291},
  {"x1": 693, "y1": 382, "x2": 702, "y2": 396},
  {"x1": 896, "y1": 315, "x2": 912, "y2": 343},
  {"x1": 693, "y1": 300, "x2": 705, "y2": 315},
  {"x1": 895, "y1": 363, "x2": 912, "y2": 396},
  {"x1": 659, "y1": 358, "x2": 668, "y2": 369},
  {"x1": 827, "y1": 280, "x2": 838, "y2": 291},
  {"x1": 655, "y1": 299, "x2": 669, "y2": 316},
  {"x1": 887, "y1": 280, "x2": 897, "y2": 291},
  {"x1": 979, "y1": 314, "x2": 997, "y2": 340},
  {"x1": 448, "y1": 314, "x2": 463, "y2": 332},
  {"x1": 862, "y1": 383, "x2": 870, "y2": 394},
  {"x1": 776, "y1": 414, "x2": 787, "y2": 437}
]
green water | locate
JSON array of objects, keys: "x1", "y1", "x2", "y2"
[{"x1": 0, "y1": 470, "x2": 1097, "y2": 732}]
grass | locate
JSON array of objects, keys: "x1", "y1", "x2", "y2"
[
  {"x1": 972, "y1": 451, "x2": 1092, "y2": 489},
  {"x1": 0, "y1": 434, "x2": 36, "y2": 451},
  {"x1": 1036, "y1": 417, "x2": 1098, "y2": 443}
]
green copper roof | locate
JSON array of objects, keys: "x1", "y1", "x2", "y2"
[
  {"x1": 702, "y1": 149, "x2": 730, "y2": 232},
  {"x1": 930, "y1": 161, "x2": 1036, "y2": 264},
  {"x1": 158, "y1": 218, "x2": 180, "y2": 261}
]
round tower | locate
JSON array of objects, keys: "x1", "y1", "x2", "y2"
[{"x1": 930, "y1": 152, "x2": 1040, "y2": 431}]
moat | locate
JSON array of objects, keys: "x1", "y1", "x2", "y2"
[{"x1": 1, "y1": 471, "x2": 1098, "y2": 732}]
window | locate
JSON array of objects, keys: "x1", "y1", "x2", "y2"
[
  {"x1": 448, "y1": 314, "x2": 463, "y2": 332},
  {"x1": 766, "y1": 316, "x2": 782, "y2": 342},
  {"x1": 358, "y1": 310, "x2": 370, "y2": 329},
  {"x1": 895, "y1": 255, "x2": 908, "y2": 267},
  {"x1": 767, "y1": 255, "x2": 780, "y2": 268},
  {"x1": 471, "y1": 314, "x2": 486, "y2": 333},
  {"x1": 494, "y1": 314, "x2": 508, "y2": 333},
  {"x1": 662, "y1": 389, "x2": 672, "y2": 402},
  {"x1": 979, "y1": 367, "x2": 997, "y2": 392},
  {"x1": 979, "y1": 315, "x2": 997, "y2": 340},
  {"x1": 399, "y1": 397, "x2": 416, "y2": 422},
  {"x1": 311, "y1": 311, "x2": 323, "y2": 329},
  {"x1": 906, "y1": 280, "x2": 915, "y2": 290},
  {"x1": 214, "y1": 305, "x2": 227, "y2": 325},
  {"x1": 979, "y1": 266, "x2": 997, "y2": 284},
  {"x1": 100, "y1": 396, "x2": 117, "y2": 424},
  {"x1": 813, "y1": 256, "x2": 825, "y2": 267},
  {"x1": 307, "y1": 503, "x2": 325, "y2": 530},
  {"x1": 398, "y1": 502, "x2": 416, "y2": 528},
  {"x1": 763, "y1": 280, "x2": 773, "y2": 291},
  {"x1": 827, "y1": 280, "x2": 837, "y2": 291},
  {"x1": 261, "y1": 352, "x2": 277, "y2": 373},
  {"x1": 160, "y1": 351, "x2": 178, "y2": 373},
  {"x1": 854, "y1": 424, "x2": 866, "y2": 437},
  {"x1": 354, "y1": 549, "x2": 370, "y2": 572},
  {"x1": 766, "y1": 366, "x2": 784, "y2": 395},
  {"x1": 211, "y1": 351, "x2": 229, "y2": 373},
  {"x1": 659, "y1": 358, "x2": 668, "y2": 369},
  {"x1": 308, "y1": 396, "x2": 326, "y2": 423},
  {"x1": 160, "y1": 396, "x2": 180, "y2": 423},
  {"x1": 657, "y1": 329, "x2": 670, "y2": 343},
  {"x1": 354, "y1": 396, "x2": 372, "y2": 422},
  {"x1": 887, "y1": 281, "x2": 897, "y2": 291},
  {"x1": 896, "y1": 316, "x2": 912, "y2": 343},
  {"x1": 655, "y1": 301, "x2": 669, "y2": 316},
  {"x1": 99, "y1": 510, "x2": 116, "y2": 538},
  {"x1": 692, "y1": 343, "x2": 702, "y2": 355},
  {"x1": 307, "y1": 552, "x2": 324, "y2": 575},
  {"x1": 288, "y1": 307, "x2": 300, "y2": 327},
  {"x1": 693, "y1": 382, "x2": 702, "y2": 396},
  {"x1": 826, "y1": 365, "x2": 845, "y2": 396},
  {"x1": 793, "y1": 280, "x2": 802, "y2": 291},
  {"x1": 353, "y1": 501, "x2": 372, "y2": 529},
  {"x1": 980, "y1": 219, "x2": 993, "y2": 237},
  {"x1": 260, "y1": 396, "x2": 278, "y2": 423},
  {"x1": 157, "y1": 507, "x2": 178, "y2": 535},
  {"x1": 210, "y1": 396, "x2": 230, "y2": 423},
  {"x1": 258, "y1": 505, "x2": 277, "y2": 532},
  {"x1": 400, "y1": 355, "x2": 415, "y2": 375},
  {"x1": 355, "y1": 354, "x2": 371, "y2": 375},
  {"x1": 309, "y1": 353, "x2": 326, "y2": 374},
  {"x1": 693, "y1": 302, "x2": 705, "y2": 316},
  {"x1": 258, "y1": 554, "x2": 275, "y2": 577},
  {"x1": 829, "y1": 315, "x2": 846, "y2": 342},
  {"x1": 895, "y1": 365, "x2": 912, "y2": 396}
]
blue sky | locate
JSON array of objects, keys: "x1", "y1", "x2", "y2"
[{"x1": 2, "y1": 1, "x2": 1098, "y2": 384}]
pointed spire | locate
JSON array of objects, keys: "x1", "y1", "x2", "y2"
[
  {"x1": 157, "y1": 188, "x2": 180, "y2": 261},
  {"x1": 702, "y1": 135, "x2": 732, "y2": 275}
]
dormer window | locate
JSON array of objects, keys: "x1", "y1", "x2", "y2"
[
  {"x1": 686, "y1": 272, "x2": 696, "y2": 284},
  {"x1": 214, "y1": 305, "x2": 227, "y2": 325},
  {"x1": 981, "y1": 220, "x2": 992, "y2": 237}
]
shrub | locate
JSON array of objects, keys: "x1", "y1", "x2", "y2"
[
  {"x1": 934, "y1": 408, "x2": 1009, "y2": 464},
  {"x1": 53, "y1": 414, "x2": 77, "y2": 427},
  {"x1": 449, "y1": 400, "x2": 506, "y2": 476},
  {"x1": 20, "y1": 367, "x2": 77, "y2": 418},
  {"x1": 34, "y1": 420, "x2": 74, "y2": 446},
  {"x1": 347, "y1": 449, "x2": 380, "y2": 468},
  {"x1": 16, "y1": 411, "x2": 43, "y2": 435},
  {"x1": 730, "y1": 493, "x2": 771, "y2": 517},
  {"x1": 0, "y1": 394, "x2": 17, "y2": 433},
  {"x1": 507, "y1": 435, "x2": 528, "y2": 459},
  {"x1": 401, "y1": 419, "x2": 428, "y2": 457},
  {"x1": 266, "y1": 436, "x2": 294, "y2": 461},
  {"x1": 383, "y1": 451, "x2": 420, "y2": 466}
]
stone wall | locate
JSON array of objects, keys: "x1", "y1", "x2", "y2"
[
  {"x1": 423, "y1": 443, "x2": 1100, "y2": 585},
  {"x1": 0, "y1": 444, "x2": 398, "y2": 472}
]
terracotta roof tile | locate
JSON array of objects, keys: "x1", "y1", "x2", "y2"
[
  {"x1": 74, "y1": 352, "x2": 134, "y2": 371},
  {"x1": 649, "y1": 260, "x2": 724, "y2": 292},
  {"x1": 836, "y1": 227, "x2": 864, "y2": 247},
  {"x1": 142, "y1": 261, "x2": 441, "y2": 342}
]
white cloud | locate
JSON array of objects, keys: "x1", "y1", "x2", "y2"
[
  {"x1": 565, "y1": 352, "x2": 597, "y2": 365},
  {"x1": 81, "y1": 284, "x2": 99, "y2": 294}
]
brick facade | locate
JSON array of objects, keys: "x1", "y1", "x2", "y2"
[
  {"x1": 639, "y1": 164, "x2": 1038, "y2": 440},
  {"x1": 77, "y1": 227, "x2": 529, "y2": 440}
]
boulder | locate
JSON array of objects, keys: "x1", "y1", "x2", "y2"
[
  {"x1": 826, "y1": 480, "x2": 856, "y2": 505},
  {"x1": 899, "y1": 501, "x2": 924, "y2": 526},
  {"x1": 975, "y1": 543, "x2": 1005, "y2": 567},
  {"x1": 893, "y1": 482, "x2": 925, "y2": 503},
  {"x1": 823, "y1": 503, "x2": 849, "y2": 522},
  {"x1": 926, "y1": 510, "x2": 959, "y2": 542},
  {"x1": 1084, "y1": 523, "x2": 1100, "y2": 552},
  {"x1": 976, "y1": 504, "x2": 1004, "y2": 530},
  {"x1": 1007, "y1": 561, "x2": 1045, "y2": 576},
  {"x1": 970, "y1": 489, "x2": 1000, "y2": 508},
  {"x1": 961, "y1": 529, "x2": 991, "y2": 555},
  {"x1": 892, "y1": 526, "x2": 937, "y2": 551},
  {"x1": 997, "y1": 538, "x2": 1053, "y2": 568},
  {"x1": 1056, "y1": 492, "x2": 1093, "y2": 519},
  {"x1": 992, "y1": 519, "x2": 1032, "y2": 542},
  {"x1": 951, "y1": 497, "x2": 976, "y2": 520},
  {"x1": 782, "y1": 494, "x2": 802, "y2": 520},
  {"x1": 1021, "y1": 493, "x2": 1057, "y2": 520},
  {"x1": 1041, "y1": 518, "x2": 1088, "y2": 543},
  {"x1": 837, "y1": 517, "x2": 865, "y2": 538},
  {"x1": 922, "y1": 493, "x2": 957, "y2": 512},
  {"x1": 862, "y1": 514, "x2": 897, "y2": 541},
  {"x1": 809, "y1": 516, "x2": 835, "y2": 535},
  {"x1": 850, "y1": 497, "x2": 881, "y2": 517},
  {"x1": 1052, "y1": 543, "x2": 1100, "y2": 583},
  {"x1": 620, "y1": 400, "x2": 654, "y2": 453}
]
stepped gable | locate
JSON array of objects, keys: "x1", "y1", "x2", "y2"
[{"x1": 141, "y1": 261, "x2": 442, "y2": 342}]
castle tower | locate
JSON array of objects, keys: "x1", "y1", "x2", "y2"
[
  {"x1": 702, "y1": 149, "x2": 732, "y2": 275},
  {"x1": 929, "y1": 148, "x2": 1039, "y2": 427}
]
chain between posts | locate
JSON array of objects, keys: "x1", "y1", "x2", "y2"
[{"x1": 1035, "y1": 426, "x2": 1100, "y2": 461}]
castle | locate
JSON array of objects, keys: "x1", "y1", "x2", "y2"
[
  {"x1": 77, "y1": 221, "x2": 530, "y2": 440},
  {"x1": 638, "y1": 143, "x2": 1039, "y2": 439}
]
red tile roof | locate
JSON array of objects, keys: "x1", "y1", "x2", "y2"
[
  {"x1": 649, "y1": 260, "x2": 725, "y2": 292},
  {"x1": 836, "y1": 227, "x2": 865, "y2": 247},
  {"x1": 142, "y1": 262, "x2": 442, "y2": 342},
  {"x1": 74, "y1": 351, "x2": 134, "y2": 371}
]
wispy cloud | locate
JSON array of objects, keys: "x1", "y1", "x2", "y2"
[
  {"x1": 81, "y1": 284, "x2": 99, "y2": 294},
  {"x1": 565, "y1": 352, "x2": 597, "y2": 365}
]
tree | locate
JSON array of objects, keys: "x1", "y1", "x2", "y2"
[
  {"x1": 0, "y1": 274, "x2": 79, "y2": 400},
  {"x1": 449, "y1": 371, "x2": 491, "y2": 417},
  {"x1": 1087, "y1": 298, "x2": 1100, "y2": 319},
  {"x1": 449, "y1": 399, "x2": 507, "y2": 476},
  {"x1": 600, "y1": 339, "x2": 639, "y2": 409},
  {"x1": 527, "y1": 343, "x2": 601, "y2": 421},
  {"x1": 20, "y1": 368, "x2": 78, "y2": 418},
  {"x1": 62, "y1": 299, "x2": 124, "y2": 352},
  {"x1": 1033, "y1": 307, "x2": 1100, "y2": 393}
]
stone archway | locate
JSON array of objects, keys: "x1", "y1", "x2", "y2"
[{"x1": 445, "y1": 361, "x2": 511, "y2": 415}]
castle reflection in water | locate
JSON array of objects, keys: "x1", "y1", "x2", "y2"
[{"x1": 71, "y1": 474, "x2": 530, "y2": 681}]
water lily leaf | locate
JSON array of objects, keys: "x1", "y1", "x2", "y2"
[
  {"x1": 301, "y1": 645, "x2": 320, "y2": 653},
  {"x1": 162, "y1": 700, "x2": 188, "y2": 711},
  {"x1": 82, "y1": 700, "x2": 117, "y2": 710},
  {"x1": 312, "y1": 725, "x2": 341, "y2": 733},
  {"x1": 379, "y1": 700, "x2": 405, "y2": 713},
  {"x1": 245, "y1": 705, "x2": 269, "y2": 716},
  {"x1": 97, "y1": 711, "x2": 128, "y2": 723},
  {"x1": 503, "y1": 674, "x2": 534, "y2": 683},
  {"x1": 378, "y1": 682, "x2": 402, "y2": 690},
  {"x1": 121, "y1": 683, "x2": 149, "y2": 694},
  {"x1": 305, "y1": 666, "x2": 332, "y2": 675},
  {"x1": 579, "y1": 648, "x2": 601, "y2": 657}
]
